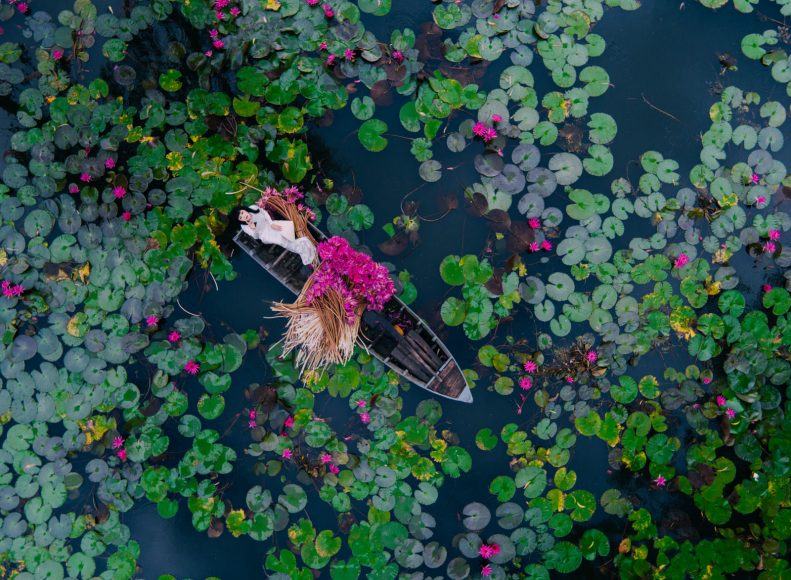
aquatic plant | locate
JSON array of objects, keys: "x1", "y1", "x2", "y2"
[{"x1": 0, "y1": 0, "x2": 789, "y2": 577}]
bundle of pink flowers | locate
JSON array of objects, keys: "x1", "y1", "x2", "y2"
[
  {"x1": 305, "y1": 236, "x2": 395, "y2": 323},
  {"x1": 273, "y1": 235, "x2": 395, "y2": 372}
]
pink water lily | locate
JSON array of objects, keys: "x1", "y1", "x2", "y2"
[
  {"x1": 702, "y1": 376, "x2": 712, "y2": 385},
  {"x1": 230, "y1": 6, "x2": 240, "y2": 15},
  {"x1": 52, "y1": 49, "x2": 64, "y2": 60},
  {"x1": 392, "y1": 49, "x2": 404, "y2": 63},
  {"x1": 167, "y1": 330, "x2": 181, "y2": 343},
  {"x1": 319, "y1": 41, "x2": 328, "y2": 50},
  {"x1": 479, "y1": 543, "x2": 500, "y2": 559},
  {"x1": 284, "y1": 416, "x2": 294, "y2": 428},
  {"x1": 481, "y1": 565, "x2": 492, "y2": 577},
  {"x1": 528, "y1": 217, "x2": 541, "y2": 229},
  {"x1": 726, "y1": 408, "x2": 736, "y2": 419},
  {"x1": 756, "y1": 195, "x2": 766, "y2": 205},
  {"x1": 105, "y1": 157, "x2": 115, "y2": 169},
  {"x1": 528, "y1": 242, "x2": 539, "y2": 252},
  {"x1": 566, "y1": 376, "x2": 574, "y2": 384},
  {"x1": 472, "y1": 122, "x2": 497, "y2": 143},
  {"x1": 523, "y1": 361, "x2": 537, "y2": 373},
  {"x1": 344, "y1": 48, "x2": 355, "y2": 62},
  {"x1": 491, "y1": 114, "x2": 502, "y2": 123},
  {"x1": 674, "y1": 253, "x2": 689, "y2": 268},
  {"x1": 113, "y1": 186, "x2": 126, "y2": 199},
  {"x1": 360, "y1": 412, "x2": 370, "y2": 424},
  {"x1": 716, "y1": 395, "x2": 726, "y2": 407},
  {"x1": 320, "y1": 453, "x2": 333, "y2": 464},
  {"x1": 145, "y1": 315, "x2": 159, "y2": 327},
  {"x1": 212, "y1": 39, "x2": 224, "y2": 49},
  {"x1": 654, "y1": 475, "x2": 666, "y2": 487},
  {"x1": 322, "y1": 3, "x2": 334, "y2": 18},
  {"x1": 768, "y1": 229, "x2": 780, "y2": 241},
  {"x1": 1, "y1": 281, "x2": 25, "y2": 298},
  {"x1": 586, "y1": 350, "x2": 598, "y2": 363},
  {"x1": 184, "y1": 360, "x2": 200, "y2": 375},
  {"x1": 117, "y1": 448, "x2": 127, "y2": 461},
  {"x1": 69, "y1": 184, "x2": 79, "y2": 194},
  {"x1": 121, "y1": 211, "x2": 132, "y2": 221},
  {"x1": 356, "y1": 400, "x2": 366, "y2": 407},
  {"x1": 112, "y1": 436, "x2": 125, "y2": 449},
  {"x1": 329, "y1": 464, "x2": 340, "y2": 474},
  {"x1": 282, "y1": 448, "x2": 293, "y2": 459},
  {"x1": 763, "y1": 284, "x2": 773, "y2": 293},
  {"x1": 751, "y1": 172, "x2": 760, "y2": 184},
  {"x1": 80, "y1": 172, "x2": 92, "y2": 183},
  {"x1": 519, "y1": 376, "x2": 532, "y2": 390},
  {"x1": 541, "y1": 240, "x2": 552, "y2": 251},
  {"x1": 17, "y1": 2, "x2": 28, "y2": 13},
  {"x1": 763, "y1": 241, "x2": 776, "y2": 254},
  {"x1": 326, "y1": 54, "x2": 336, "y2": 66}
]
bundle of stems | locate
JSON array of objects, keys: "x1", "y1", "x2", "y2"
[{"x1": 271, "y1": 279, "x2": 363, "y2": 371}]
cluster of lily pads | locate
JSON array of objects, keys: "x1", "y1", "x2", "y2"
[{"x1": 0, "y1": 0, "x2": 789, "y2": 578}]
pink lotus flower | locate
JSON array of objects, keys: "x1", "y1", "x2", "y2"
[
  {"x1": 528, "y1": 218, "x2": 541, "y2": 229},
  {"x1": 481, "y1": 564, "x2": 493, "y2": 577},
  {"x1": 360, "y1": 412, "x2": 370, "y2": 424},
  {"x1": 751, "y1": 173, "x2": 760, "y2": 184},
  {"x1": 282, "y1": 448, "x2": 293, "y2": 459},
  {"x1": 104, "y1": 157, "x2": 115, "y2": 169},
  {"x1": 117, "y1": 448, "x2": 127, "y2": 461},
  {"x1": 472, "y1": 122, "x2": 495, "y2": 143},
  {"x1": 329, "y1": 464, "x2": 339, "y2": 474},
  {"x1": 392, "y1": 49, "x2": 404, "y2": 63},
  {"x1": 112, "y1": 186, "x2": 126, "y2": 199},
  {"x1": 654, "y1": 475, "x2": 666, "y2": 487},
  {"x1": 763, "y1": 284, "x2": 773, "y2": 293},
  {"x1": 145, "y1": 315, "x2": 159, "y2": 327},
  {"x1": 184, "y1": 360, "x2": 200, "y2": 375},
  {"x1": 320, "y1": 453, "x2": 333, "y2": 464},
  {"x1": 121, "y1": 211, "x2": 131, "y2": 221},
  {"x1": 69, "y1": 184, "x2": 79, "y2": 194},
  {"x1": 540, "y1": 240, "x2": 552, "y2": 251},
  {"x1": 769, "y1": 229, "x2": 780, "y2": 241},
  {"x1": 112, "y1": 436, "x2": 124, "y2": 449},
  {"x1": 726, "y1": 408, "x2": 736, "y2": 419},
  {"x1": 284, "y1": 416, "x2": 294, "y2": 428},
  {"x1": 523, "y1": 361, "x2": 537, "y2": 373},
  {"x1": 344, "y1": 48, "x2": 355, "y2": 61},
  {"x1": 716, "y1": 395, "x2": 726, "y2": 407},
  {"x1": 1, "y1": 281, "x2": 25, "y2": 298},
  {"x1": 322, "y1": 3, "x2": 334, "y2": 18},
  {"x1": 212, "y1": 39, "x2": 225, "y2": 49},
  {"x1": 702, "y1": 376, "x2": 712, "y2": 385},
  {"x1": 52, "y1": 49, "x2": 64, "y2": 60},
  {"x1": 586, "y1": 350, "x2": 598, "y2": 363},
  {"x1": 674, "y1": 253, "x2": 689, "y2": 268},
  {"x1": 519, "y1": 376, "x2": 532, "y2": 390},
  {"x1": 764, "y1": 241, "x2": 776, "y2": 254},
  {"x1": 756, "y1": 196, "x2": 766, "y2": 205},
  {"x1": 491, "y1": 114, "x2": 502, "y2": 123},
  {"x1": 528, "y1": 242, "x2": 539, "y2": 252},
  {"x1": 80, "y1": 172, "x2": 92, "y2": 183},
  {"x1": 167, "y1": 330, "x2": 181, "y2": 343}
]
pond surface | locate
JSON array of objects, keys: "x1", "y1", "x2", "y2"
[
  {"x1": 1, "y1": 0, "x2": 788, "y2": 577},
  {"x1": 99, "y1": 2, "x2": 786, "y2": 577}
]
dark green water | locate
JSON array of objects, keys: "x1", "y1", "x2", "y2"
[{"x1": 1, "y1": 0, "x2": 787, "y2": 577}]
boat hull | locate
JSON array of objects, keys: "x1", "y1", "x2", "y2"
[{"x1": 233, "y1": 230, "x2": 473, "y2": 403}]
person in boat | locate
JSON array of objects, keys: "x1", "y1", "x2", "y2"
[{"x1": 239, "y1": 205, "x2": 317, "y2": 265}]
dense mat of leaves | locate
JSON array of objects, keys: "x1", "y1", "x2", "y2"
[{"x1": 0, "y1": 0, "x2": 788, "y2": 578}]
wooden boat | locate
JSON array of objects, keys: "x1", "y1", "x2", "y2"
[{"x1": 233, "y1": 226, "x2": 473, "y2": 403}]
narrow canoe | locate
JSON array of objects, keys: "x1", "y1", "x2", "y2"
[{"x1": 233, "y1": 229, "x2": 473, "y2": 403}]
